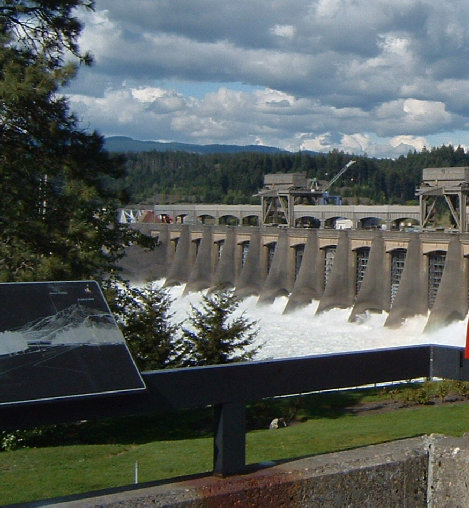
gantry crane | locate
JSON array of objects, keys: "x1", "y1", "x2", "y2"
[{"x1": 258, "y1": 160, "x2": 356, "y2": 227}]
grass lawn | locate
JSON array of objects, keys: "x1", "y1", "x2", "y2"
[{"x1": 2, "y1": 384, "x2": 469, "y2": 505}]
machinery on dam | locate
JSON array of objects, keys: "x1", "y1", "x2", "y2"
[
  {"x1": 119, "y1": 166, "x2": 469, "y2": 331},
  {"x1": 256, "y1": 161, "x2": 356, "y2": 227},
  {"x1": 417, "y1": 166, "x2": 469, "y2": 233}
]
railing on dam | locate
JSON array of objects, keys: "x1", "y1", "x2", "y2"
[{"x1": 1, "y1": 344, "x2": 469, "y2": 476}]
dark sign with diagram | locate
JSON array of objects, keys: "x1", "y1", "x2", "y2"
[{"x1": 0, "y1": 281, "x2": 145, "y2": 405}]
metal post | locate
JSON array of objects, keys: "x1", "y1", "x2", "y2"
[
  {"x1": 419, "y1": 194, "x2": 426, "y2": 228},
  {"x1": 460, "y1": 192, "x2": 467, "y2": 232},
  {"x1": 288, "y1": 193, "x2": 294, "y2": 227},
  {"x1": 213, "y1": 402, "x2": 246, "y2": 476}
]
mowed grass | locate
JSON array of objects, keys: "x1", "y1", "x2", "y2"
[
  {"x1": 2, "y1": 388, "x2": 469, "y2": 505},
  {"x1": 0, "y1": 441, "x2": 214, "y2": 504},
  {"x1": 248, "y1": 403, "x2": 469, "y2": 461}
]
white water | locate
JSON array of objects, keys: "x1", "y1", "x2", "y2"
[{"x1": 161, "y1": 282, "x2": 467, "y2": 361}]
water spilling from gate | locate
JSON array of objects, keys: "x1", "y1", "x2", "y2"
[{"x1": 162, "y1": 282, "x2": 466, "y2": 361}]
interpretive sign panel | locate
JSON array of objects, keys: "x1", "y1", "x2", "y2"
[{"x1": 0, "y1": 281, "x2": 145, "y2": 405}]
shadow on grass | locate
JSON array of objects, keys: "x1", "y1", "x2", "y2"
[
  {"x1": 16, "y1": 408, "x2": 215, "y2": 448},
  {"x1": 7, "y1": 386, "x2": 393, "y2": 449},
  {"x1": 12, "y1": 381, "x2": 458, "y2": 449}
]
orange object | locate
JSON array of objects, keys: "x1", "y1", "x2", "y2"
[{"x1": 465, "y1": 319, "x2": 469, "y2": 359}]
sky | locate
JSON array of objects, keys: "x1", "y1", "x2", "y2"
[{"x1": 66, "y1": 0, "x2": 469, "y2": 158}]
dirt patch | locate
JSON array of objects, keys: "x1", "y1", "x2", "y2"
[
  {"x1": 343, "y1": 395, "x2": 469, "y2": 416},
  {"x1": 345, "y1": 399, "x2": 408, "y2": 415}
]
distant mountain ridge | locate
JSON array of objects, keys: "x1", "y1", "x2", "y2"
[
  {"x1": 104, "y1": 136, "x2": 289, "y2": 154},
  {"x1": 18, "y1": 303, "x2": 115, "y2": 342}
]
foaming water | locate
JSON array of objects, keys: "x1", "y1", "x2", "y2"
[{"x1": 160, "y1": 282, "x2": 466, "y2": 361}]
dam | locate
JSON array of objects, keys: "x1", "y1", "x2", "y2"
[
  {"x1": 119, "y1": 167, "x2": 469, "y2": 331},
  {"x1": 121, "y1": 223, "x2": 469, "y2": 332}
]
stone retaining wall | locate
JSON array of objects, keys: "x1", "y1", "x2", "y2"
[{"x1": 36, "y1": 434, "x2": 462, "y2": 507}]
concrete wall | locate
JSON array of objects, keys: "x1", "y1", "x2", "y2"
[
  {"x1": 48, "y1": 434, "x2": 469, "y2": 507},
  {"x1": 121, "y1": 224, "x2": 469, "y2": 330}
]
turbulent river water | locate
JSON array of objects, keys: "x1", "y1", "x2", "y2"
[{"x1": 159, "y1": 281, "x2": 466, "y2": 361}]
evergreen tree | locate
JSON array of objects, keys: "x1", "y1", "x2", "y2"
[
  {"x1": 182, "y1": 290, "x2": 259, "y2": 366},
  {"x1": 0, "y1": 1, "x2": 134, "y2": 282},
  {"x1": 112, "y1": 283, "x2": 184, "y2": 371}
]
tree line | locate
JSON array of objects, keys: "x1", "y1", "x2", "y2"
[{"x1": 118, "y1": 145, "x2": 469, "y2": 206}]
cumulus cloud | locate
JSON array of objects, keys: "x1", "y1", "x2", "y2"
[
  {"x1": 270, "y1": 24, "x2": 296, "y2": 39},
  {"x1": 66, "y1": 0, "x2": 469, "y2": 157},
  {"x1": 390, "y1": 135, "x2": 428, "y2": 151}
]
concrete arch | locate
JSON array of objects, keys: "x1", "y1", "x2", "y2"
[
  {"x1": 219, "y1": 214, "x2": 240, "y2": 226},
  {"x1": 198, "y1": 214, "x2": 216, "y2": 225},
  {"x1": 175, "y1": 213, "x2": 187, "y2": 224},
  {"x1": 324, "y1": 216, "x2": 350, "y2": 229},
  {"x1": 242, "y1": 215, "x2": 259, "y2": 226},
  {"x1": 393, "y1": 217, "x2": 420, "y2": 230},
  {"x1": 358, "y1": 217, "x2": 383, "y2": 229},
  {"x1": 295, "y1": 216, "x2": 320, "y2": 228},
  {"x1": 122, "y1": 203, "x2": 422, "y2": 230}
]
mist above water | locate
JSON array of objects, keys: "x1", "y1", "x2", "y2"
[{"x1": 162, "y1": 282, "x2": 466, "y2": 361}]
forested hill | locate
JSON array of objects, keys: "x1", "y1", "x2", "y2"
[
  {"x1": 115, "y1": 145, "x2": 469, "y2": 205},
  {"x1": 104, "y1": 136, "x2": 286, "y2": 155}
]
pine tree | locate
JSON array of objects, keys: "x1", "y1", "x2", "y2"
[
  {"x1": 0, "y1": 1, "x2": 134, "y2": 282},
  {"x1": 182, "y1": 290, "x2": 259, "y2": 366},
  {"x1": 111, "y1": 283, "x2": 184, "y2": 371}
]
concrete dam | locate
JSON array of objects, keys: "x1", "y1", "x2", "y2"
[
  {"x1": 121, "y1": 223, "x2": 469, "y2": 332},
  {"x1": 120, "y1": 166, "x2": 469, "y2": 331}
]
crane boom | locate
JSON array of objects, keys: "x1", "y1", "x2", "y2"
[{"x1": 322, "y1": 160, "x2": 356, "y2": 192}]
